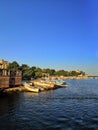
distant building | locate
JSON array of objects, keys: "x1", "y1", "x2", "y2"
[
  {"x1": 75, "y1": 69, "x2": 81, "y2": 73},
  {"x1": 0, "y1": 59, "x2": 9, "y2": 69}
]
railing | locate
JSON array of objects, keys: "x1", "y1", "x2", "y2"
[{"x1": 0, "y1": 70, "x2": 10, "y2": 76}]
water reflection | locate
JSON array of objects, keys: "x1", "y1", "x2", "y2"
[{"x1": 0, "y1": 93, "x2": 20, "y2": 115}]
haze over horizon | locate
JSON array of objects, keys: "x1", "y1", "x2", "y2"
[{"x1": 0, "y1": 0, "x2": 98, "y2": 76}]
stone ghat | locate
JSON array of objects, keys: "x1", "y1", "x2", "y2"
[
  {"x1": 2, "y1": 80, "x2": 67, "y2": 93},
  {"x1": 2, "y1": 85, "x2": 60, "y2": 93},
  {"x1": 3, "y1": 86, "x2": 26, "y2": 93}
]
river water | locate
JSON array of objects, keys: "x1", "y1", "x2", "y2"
[{"x1": 0, "y1": 79, "x2": 98, "y2": 130}]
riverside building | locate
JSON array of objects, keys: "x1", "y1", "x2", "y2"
[{"x1": 0, "y1": 59, "x2": 22, "y2": 91}]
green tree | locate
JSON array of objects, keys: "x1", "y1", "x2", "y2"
[
  {"x1": 35, "y1": 67, "x2": 42, "y2": 72},
  {"x1": 50, "y1": 69, "x2": 55, "y2": 75},
  {"x1": 19, "y1": 64, "x2": 29, "y2": 71},
  {"x1": 71, "y1": 71, "x2": 78, "y2": 76},
  {"x1": 19, "y1": 64, "x2": 30, "y2": 79},
  {"x1": 34, "y1": 67, "x2": 42, "y2": 78},
  {"x1": 31, "y1": 66, "x2": 36, "y2": 78},
  {"x1": 22, "y1": 68, "x2": 33, "y2": 80},
  {"x1": 79, "y1": 71, "x2": 85, "y2": 76},
  {"x1": 7, "y1": 61, "x2": 20, "y2": 70},
  {"x1": 35, "y1": 71, "x2": 42, "y2": 78},
  {"x1": 64, "y1": 71, "x2": 69, "y2": 76},
  {"x1": 55, "y1": 70, "x2": 66, "y2": 76}
]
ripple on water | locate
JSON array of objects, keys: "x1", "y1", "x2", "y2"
[{"x1": 0, "y1": 79, "x2": 98, "y2": 130}]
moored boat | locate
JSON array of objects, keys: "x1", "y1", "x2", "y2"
[
  {"x1": 24, "y1": 82, "x2": 40, "y2": 93},
  {"x1": 33, "y1": 80, "x2": 55, "y2": 88},
  {"x1": 54, "y1": 79, "x2": 68, "y2": 87}
]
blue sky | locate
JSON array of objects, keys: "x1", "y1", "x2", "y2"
[{"x1": 0, "y1": 0, "x2": 98, "y2": 75}]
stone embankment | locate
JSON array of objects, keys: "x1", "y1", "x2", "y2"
[
  {"x1": 2, "y1": 79, "x2": 67, "y2": 93},
  {"x1": 3, "y1": 86, "x2": 26, "y2": 93}
]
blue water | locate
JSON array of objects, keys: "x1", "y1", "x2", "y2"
[{"x1": 0, "y1": 79, "x2": 98, "y2": 130}]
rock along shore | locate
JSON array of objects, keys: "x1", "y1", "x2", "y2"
[{"x1": 2, "y1": 79, "x2": 67, "y2": 93}]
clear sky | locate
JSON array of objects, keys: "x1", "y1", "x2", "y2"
[{"x1": 0, "y1": 0, "x2": 98, "y2": 75}]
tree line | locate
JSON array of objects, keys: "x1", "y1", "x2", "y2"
[{"x1": 7, "y1": 61, "x2": 86, "y2": 80}]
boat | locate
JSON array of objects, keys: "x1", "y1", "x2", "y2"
[
  {"x1": 33, "y1": 80, "x2": 55, "y2": 88},
  {"x1": 54, "y1": 79, "x2": 68, "y2": 87},
  {"x1": 55, "y1": 83, "x2": 68, "y2": 87},
  {"x1": 24, "y1": 82, "x2": 40, "y2": 93}
]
